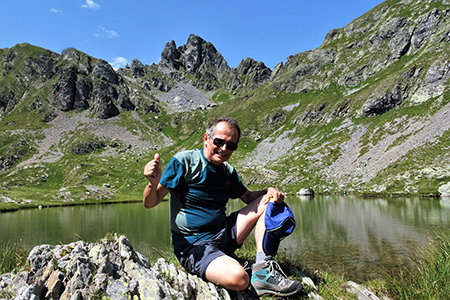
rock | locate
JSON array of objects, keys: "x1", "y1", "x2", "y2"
[
  {"x1": 439, "y1": 182, "x2": 450, "y2": 197},
  {"x1": 425, "y1": 60, "x2": 450, "y2": 84},
  {"x1": 159, "y1": 40, "x2": 181, "y2": 74},
  {"x1": 183, "y1": 34, "x2": 204, "y2": 74},
  {"x1": 130, "y1": 59, "x2": 146, "y2": 78},
  {"x1": 74, "y1": 79, "x2": 92, "y2": 111},
  {"x1": 0, "y1": 234, "x2": 263, "y2": 300},
  {"x1": 92, "y1": 81, "x2": 119, "y2": 119},
  {"x1": 0, "y1": 140, "x2": 28, "y2": 172},
  {"x1": 71, "y1": 140, "x2": 106, "y2": 154},
  {"x1": 362, "y1": 85, "x2": 403, "y2": 117},
  {"x1": 93, "y1": 59, "x2": 118, "y2": 84},
  {"x1": 53, "y1": 66, "x2": 78, "y2": 111},
  {"x1": 118, "y1": 93, "x2": 135, "y2": 111},
  {"x1": 236, "y1": 58, "x2": 271, "y2": 89},
  {"x1": 345, "y1": 281, "x2": 384, "y2": 300},
  {"x1": 297, "y1": 188, "x2": 315, "y2": 196}
]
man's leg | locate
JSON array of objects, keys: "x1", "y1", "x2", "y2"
[
  {"x1": 234, "y1": 195, "x2": 303, "y2": 297},
  {"x1": 204, "y1": 196, "x2": 268, "y2": 291},
  {"x1": 235, "y1": 195, "x2": 268, "y2": 247},
  {"x1": 205, "y1": 255, "x2": 249, "y2": 290}
]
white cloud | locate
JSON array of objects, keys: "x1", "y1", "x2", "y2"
[
  {"x1": 82, "y1": 0, "x2": 101, "y2": 10},
  {"x1": 109, "y1": 57, "x2": 128, "y2": 69},
  {"x1": 50, "y1": 8, "x2": 63, "y2": 13},
  {"x1": 95, "y1": 26, "x2": 120, "y2": 39}
]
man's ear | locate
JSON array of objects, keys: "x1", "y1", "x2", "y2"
[{"x1": 203, "y1": 133, "x2": 209, "y2": 144}]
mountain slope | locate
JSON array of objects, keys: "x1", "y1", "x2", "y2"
[{"x1": 1, "y1": 0, "x2": 450, "y2": 207}]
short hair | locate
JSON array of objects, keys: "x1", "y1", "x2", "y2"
[{"x1": 206, "y1": 117, "x2": 241, "y2": 140}]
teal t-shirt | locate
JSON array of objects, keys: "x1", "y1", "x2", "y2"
[{"x1": 159, "y1": 149, "x2": 247, "y2": 255}]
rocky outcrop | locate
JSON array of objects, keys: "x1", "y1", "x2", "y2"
[
  {"x1": 92, "y1": 81, "x2": 120, "y2": 119},
  {"x1": 0, "y1": 234, "x2": 390, "y2": 300},
  {"x1": 93, "y1": 59, "x2": 118, "y2": 85},
  {"x1": 362, "y1": 85, "x2": 404, "y2": 117},
  {"x1": 158, "y1": 40, "x2": 181, "y2": 74},
  {"x1": 157, "y1": 34, "x2": 231, "y2": 91},
  {"x1": 0, "y1": 234, "x2": 260, "y2": 300},
  {"x1": 236, "y1": 58, "x2": 272, "y2": 89},
  {"x1": 0, "y1": 140, "x2": 28, "y2": 172},
  {"x1": 53, "y1": 67, "x2": 78, "y2": 112},
  {"x1": 130, "y1": 59, "x2": 147, "y2": 78}
]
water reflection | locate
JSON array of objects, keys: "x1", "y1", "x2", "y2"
[
  {"x1": 1, "y1": 195, "x2": 449, "y2": 281},
  {"x1": 278, "y1": 195, "x2": 450, "y2": 280}
]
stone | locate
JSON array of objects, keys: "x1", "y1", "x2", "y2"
[
  {"x1": 363, "y1": 85, "x2": 403, "y2": 117},
  {"x1": 93, "y1": 59, "x2": 118, "y2": 84},
  {"x1": 439, "y1": 182, "x2": 450, "y2": 197},
  {"x1": 53, "y1": 66, "x2": 77, "y2": 111},
  {"x1": 130, "y1": 58, "x2": 146, "y2": 78},
  {"x1": 0, "y1": 234, "x2": 266, "y2": 299},
  {"x1": 297, "y1": 188, "x2": 315, "y2": 196}
]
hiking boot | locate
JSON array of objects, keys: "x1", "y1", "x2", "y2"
[{"x1": 251, "y1": 259, "x2": 303, "y2": 296}]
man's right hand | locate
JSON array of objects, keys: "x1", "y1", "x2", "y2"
[{"x1": 144, "y1": 153, "x2": 161, "y2": 186}]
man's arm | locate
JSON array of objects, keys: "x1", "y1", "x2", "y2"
[
  {"x1": 143, "y1": 182, "x2": 169, "y2": 208},
  {"x1": 143, "y1": 153, "x2": 169, "y2": 208},
  {"x1": 240, "y1": 187, "x2": 285, "y2": 205}
]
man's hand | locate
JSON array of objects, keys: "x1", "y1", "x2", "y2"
[
  {"x1": 263, "y1": 187, "x2": 285, "y2": 205},
  {"x1": 144, "y1": 153, "x2": 161, "y2": 186}
]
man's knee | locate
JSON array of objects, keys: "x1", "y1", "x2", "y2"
[
  {"x1": 206, "y1": 257, "x2": 249, "y2": 290},
  {"x1": 227, "y1": 267, "x2": 249, "y2": 290}
]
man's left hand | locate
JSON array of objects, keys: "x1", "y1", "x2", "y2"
[{"x1": 264, "y1": 187, "x2": 285, "y2": 204}]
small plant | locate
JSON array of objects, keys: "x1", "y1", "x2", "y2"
[{"x1": 0, "y1": 241, "x2": 28, "y2": 274}]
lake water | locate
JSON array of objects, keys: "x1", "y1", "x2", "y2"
[{"x1": 2, "y1": 195, "x2": 450, "y2": 281}]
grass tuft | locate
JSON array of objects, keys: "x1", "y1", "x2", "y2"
[{"x1": 0, "y1": 241, "x2": 28, "y2": 274}]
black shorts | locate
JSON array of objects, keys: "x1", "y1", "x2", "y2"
[{"x1": 177, "y1": 211, "x2": 241, "y2": 280}]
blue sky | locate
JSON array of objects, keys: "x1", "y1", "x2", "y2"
[{"x1": 0, "y1": 0, "x2": 385, "y2": 70}]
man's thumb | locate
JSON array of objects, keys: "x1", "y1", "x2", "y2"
[{"x1": 154, "y1": 153, "x2": 160, "y2": 162}]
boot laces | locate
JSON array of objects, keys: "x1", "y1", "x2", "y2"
[{"x1": 267, "y1": 260, "x2": 288, "y2": 282}]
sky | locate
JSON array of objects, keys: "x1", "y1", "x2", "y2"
[{"x1": 0, "y1": 0, "x2": 385, "y2": 70}]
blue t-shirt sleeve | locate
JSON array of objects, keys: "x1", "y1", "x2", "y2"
[{"x1": 160, "y1": 156, "x2": 185, "y2": 190}]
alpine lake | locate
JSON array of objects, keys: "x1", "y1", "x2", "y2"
[{"x1": 2, "y1": 195, "x2": 450, "y2": 281}]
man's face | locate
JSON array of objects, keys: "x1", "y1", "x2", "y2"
[{"x1": 203, "y1": 121, "x2": 239, "y2": 165}]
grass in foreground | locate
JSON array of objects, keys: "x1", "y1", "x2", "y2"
[
  {"x1": 386, "y1": 230, "x2": 450, "y2": 299},
  {"x1": 0, "y1": 241, "x2": 28, "y2": 274}
]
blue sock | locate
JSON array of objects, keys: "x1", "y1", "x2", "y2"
[{"x1": 256, "y1": 251, "x2": 272, "y2": 263}]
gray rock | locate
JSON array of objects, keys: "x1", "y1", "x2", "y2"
[
  {"x1": 236, "y1": 57, "x2": 271, "y2": 89},
  {"x1": 130, "y1": 58, "x2": 146, "y2": 78},
  {"x1": 297, "y1": 188, "x2": 315, "y2": 196},
  {"x1": 363, "y1": 85, "x2": 403, "y2": 117},
  {"x1": 159, "y1": 40, "x2": 181, "y2": 74},
  {"x1": 439, "y1": 182, "x2": 450, "y2": 197},
  {"x1": 93, "y1": 59, "x2": 118, "y2": 84},
  {"x1": 53, "y1": 66, "x2": 77, "y2": 111},
  {"x1": 425, "y1": 60, "x2": 450, "y2": 84},
  {"x1": 0, "y1": 234, "x2": 262, "y2": 300},
  {"x1": 92, "y1": 81, "x2": 119, "y2": 119}
]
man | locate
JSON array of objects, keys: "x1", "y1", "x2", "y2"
[{"x1": 143, "y1": 117, "x2": 302, "y2": 296}]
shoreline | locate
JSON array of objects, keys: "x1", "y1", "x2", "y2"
[{"x1": 1, "y1": 191, "x2": 442, "y2": 213}]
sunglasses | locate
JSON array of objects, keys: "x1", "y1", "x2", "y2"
[{"x1": 208, "y1": 134, "x2": 238, "y2": 151}]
